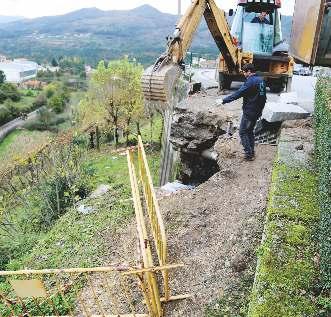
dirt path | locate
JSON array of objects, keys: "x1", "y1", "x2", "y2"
[{"x1": 159, "y1": 139, "x2": 276, "y2": 316}]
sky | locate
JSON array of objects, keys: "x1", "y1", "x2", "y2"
[{"x1": 1, "y1": 0, "x2": 296, "y2": 18}]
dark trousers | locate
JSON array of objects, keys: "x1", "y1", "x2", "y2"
[{"x1": 239, "y1": 115, "x2": 257, "y2": 157}]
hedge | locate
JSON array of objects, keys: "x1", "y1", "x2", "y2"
[
  {"x1": 314, "y1": 77, "x2": 331, "y2": 291},
  {"x1": 248, "y1": 162, "x2": 320, "y2": 316}
]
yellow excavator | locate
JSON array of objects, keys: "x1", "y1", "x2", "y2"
[
  {"x1": 141, "y1": 0, "x2": 292, "y2": 105},
  {"x1": 142, "y1": 0, "x2": 331, "y2": 106}
]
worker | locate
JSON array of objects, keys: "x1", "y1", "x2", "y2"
[
  {"x1": 221, "y1": 63, "x2": 267, "y2": 161},
  {"x1": 251, "y1": 11, "x2": 270, "y2": 24}
]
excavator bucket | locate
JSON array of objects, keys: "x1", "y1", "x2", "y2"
[
  {"x1": 290, "y1": 0, "x2": 331, "y2": 66},
  {"x1": 141, "y1": 63, "x2": 182, "y2": 107}
]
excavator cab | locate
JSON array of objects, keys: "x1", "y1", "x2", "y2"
[
  {"x1": 219, "y1": 0, "x2": 293, "y2": 93},
  {"x1": 231, "y1": 4, "x2": 283, "y2": 56}
]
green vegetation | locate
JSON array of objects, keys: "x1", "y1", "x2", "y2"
[
  {"x1": 0, "y1": 70, "x2": 5, "y2": 84},
  {"x1": 248, "y1": 161, "x2": 321, "y2": 316},
  {"x1": 0, "y1": 120, "x2": 161, "y2": 316},
  {"x1": 0, "y1": 130, "x2": 52, "y2": 167},
  {"x1": 314, "y1": 77, "x2": 331, "y2": 302},
  {"x1": 80, "y1": 58, "x2": 144, "y2": 145}
]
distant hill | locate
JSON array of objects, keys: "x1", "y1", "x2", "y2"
[
  {"x1": 0, "y1": 5, "x2": 293, "y2": 66},
  {"x1": 0, "y1": 16, "x2": 24, "y2": 24}
]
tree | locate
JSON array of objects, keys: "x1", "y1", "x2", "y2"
[
  {"x1": 0, "y1": 71, "x2": 5, "y2": 84},
  {"x1": 48, "y1": 94, "x2": 66, "y2": 114},
  {"x1": 51, "y1": 57, "x2": 59, "y2": 67},
  {"x1": 33, "y1": 94, "x2": 47, "y2": 108},
  {"x1": 87, "y1": 58, "x2": 144, "y2": 146},
  {"x1": 0, "y1": 83, "x2": 21, "y2": 103}
]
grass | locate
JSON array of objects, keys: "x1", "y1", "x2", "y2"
[
  {"x1": 0, "y1": 129, "x2": 53, "y2": 171},
  {"x1": 248, "y1": 162, "x2": 322, "y2": 317},
  {"x1": 2, "y1": 114, "x2": 162, "y2": 270},
  {"x1": 0, "y1": 113, "x2": 162, "y2": 316}
]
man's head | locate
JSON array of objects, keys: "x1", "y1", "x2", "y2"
[
  {"x1": 242, "y1": 63, "x2": 256, "y2": 78},
  {"x1": 259, "y1": 11, "x2": 268, "y2": 20}
]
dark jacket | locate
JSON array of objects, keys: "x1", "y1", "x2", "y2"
[
  {"x1": 251, "y1": 17, "x2": 270, "y2": 24},
  {"x1": 222, "y1": 74, "x2": 267, "y2": 120}
]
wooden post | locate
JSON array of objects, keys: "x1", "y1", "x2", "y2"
[
  {"x1": 96, "y1": 126, "x2": 100, "y2": 151},
  {"x1": 89, "y1": 131, "x2": 95, "y2": 149}
]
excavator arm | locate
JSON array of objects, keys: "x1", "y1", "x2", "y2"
[{"x1": 142, "y1": 0, "x2": 239, "y2": 105}]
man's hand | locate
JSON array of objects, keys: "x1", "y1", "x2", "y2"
[{"x1": 216, "y1": 98, "x2": 223, "y2": 107}]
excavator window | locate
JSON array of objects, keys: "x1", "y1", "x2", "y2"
[{"x1": 231, "y1": 6, "x2": 283, "y2": 56}]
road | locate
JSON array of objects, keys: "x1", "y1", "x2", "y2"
[
  {"x1": 192, "y1": 68, "x2": 317, "y2": 113},
  {"x1": 0, "y1": 109, "x2": 40, "y2": 142}
]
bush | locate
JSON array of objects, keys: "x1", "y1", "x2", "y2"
[
  {"x1": 0, "y1": 83, "x2": 21, "y2": 103},
  {"x1": 38, "y1": 164, "x2": 91, "y2": 228},
  {"x1": 0, "y1": 105, "x2": 12, "y2": 125},
  {"x1": 314, "y1": 77, "x2": 331, "y2": 291},
  {"x1": 4, "y1": 99, "x2": 20, "y2": 117},
  {"x1": 44, "y1": 84, "x2": 56, "y2": 98},
  {"x1": 48, "y1": 94, "x2": 66, "y2": 113},
  {"x1": 24, "y1": 109, "x2": 69, "y2": 132},
  {"x1": 33, "y1": 93, "x2": 47, "y2": 107},
  {"x1": 72, "y1": 133, "x2": 88, "y2": 147},
  {"x1": 25, "y1": 90, "x2": 34, "y2": 97}
]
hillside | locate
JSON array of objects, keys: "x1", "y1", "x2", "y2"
[
  {"x1": 0, "y1": 15, "x2": 24, "y2": 24},
  {"x1": 0, "y1": 5, "x2": 292, "y2": 66}
]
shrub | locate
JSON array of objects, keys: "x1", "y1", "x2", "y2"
[
  {"x1": 4, "y1": 99, "x2": 20, "y2": 117},
  {"x1": 38, "y1": 166, "x2": 91, "y2": 228},
  {"x1": 25, "y1": 90, "x2": 34, "y2": 97},
  {"x1": 48, "y1": 94, "x2": 66, "y2": 114},
  {"x1": 72, "y1": 133, "x2": 88, "y2": 147},
  {"x1": 33, "y1": 93, "x2": 47, "y2": 107},
  {"x1": 44, "y1": 84, "x2": 56, "y2": 98},
  {"x1": 0, "y1": 105, "x2": 12, "y2": 125},
  {"x1": 0, "y1": 83, "x2": 21, "y2": 103}
]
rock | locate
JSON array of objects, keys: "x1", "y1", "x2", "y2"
[
  {"x1": 77, "y1": 204, "x2": 94, "y2": 214},
  {"x1": 161, "y1": 181, "x2": 195, "y2": 193},
  {"x1": 262, "y1": 102, "x2": 310, "y2": 123},
  {"x1": 90, "y1": 184, "x2": 111, "y2": 198},
  {"x1": 215, "y1": 98, "x2": 223, "y2": 106},
  {"x1": 170, "y1": 108, "x2": 229, "y2": 152}
]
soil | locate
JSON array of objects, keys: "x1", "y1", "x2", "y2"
[{"x1": 159, "y1": 139, "x2": 276, "y2": 316}]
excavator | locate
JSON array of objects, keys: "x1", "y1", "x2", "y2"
[{"x1": 142, "y1": 0, "x2": 331, "y2": 106}]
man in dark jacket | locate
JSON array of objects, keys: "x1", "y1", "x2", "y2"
[
  {"x1": 222, "y1": 64, "x2": 267, "y2": 161},
  {"x1": 251, "y1": 11, "x2": 270, "y2": 24}
]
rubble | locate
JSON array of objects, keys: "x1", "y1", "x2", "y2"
[{"x1": 170, "y1": 107, "x2": 231, "y2": 184}]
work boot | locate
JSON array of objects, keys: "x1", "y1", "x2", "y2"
[{"x1": 241, "y1": 153, "x2": 255, "y2": 161}]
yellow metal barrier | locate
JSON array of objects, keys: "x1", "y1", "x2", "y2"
[
  {"x1": 136, "y1": 136, "x2": 169, "y2": 300},
  {"x1": 0, "y1": 265, "x2": 182, "y2": 317},
  {"x1": 127, "y1": 150, "x2": 162, "y2": 316}
]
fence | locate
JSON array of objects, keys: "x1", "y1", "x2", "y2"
[
  {"x1": 136, "y1": 136, "x2": 169, "y2": 300},
  {"x1": 0, "y1": 265, "x2": 183, "y2": 317},
  {"x1": 127, "y1": 136, "x2": 188, "y2": 307}
]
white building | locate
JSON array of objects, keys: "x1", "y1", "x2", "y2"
[{"x1": 0, "y1": 59, "x2": 38, "y2": 84}]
